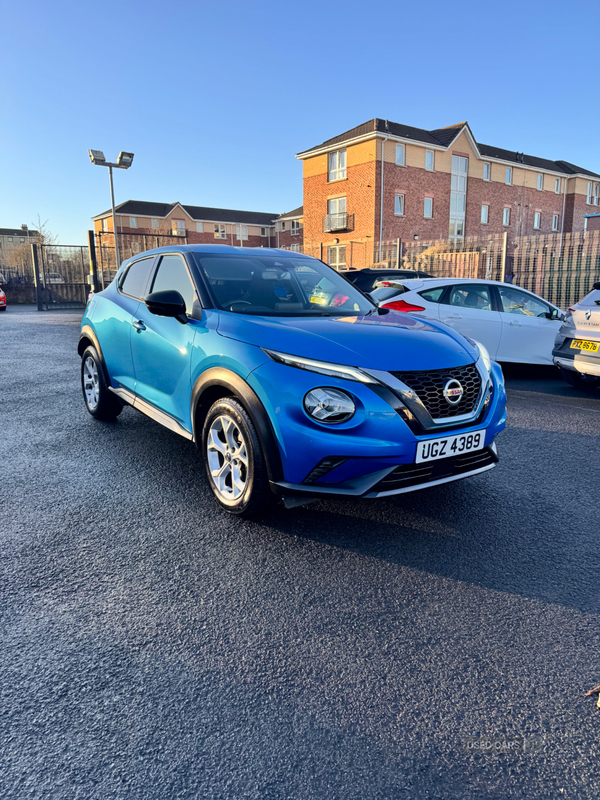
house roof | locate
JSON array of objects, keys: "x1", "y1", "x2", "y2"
[
  {"x1": 276, "y1": 206, "x2": 303, "y2": 221},
  {"x1": 92, "y1": 200, "x2": 278, "y2": 226},
  {"x1": 297, "y1": 117, "x2": 600, "y2": 177},
  {"x1": 0, "y1": 228, "x2": 38, "y2": 237}
]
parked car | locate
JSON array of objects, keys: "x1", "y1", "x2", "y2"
[
  {"x1": 371, "y1": 277, "x2": 565, "y2": 365},
  {"x1": 47, "y1": 273, "x2": 65, "y2": 284},
  {"x1": 552, "y1": 282, "x2": 600, "y2": 390},
  {"x1": 340, "y1": 267, "x2": 433, "y2": 294},
  {"x1": 0, "y1": 285, "x2": 6, "y2": 311},
  {"x1": 78, "y1": 246, "x2": 506, "y2": 517}
]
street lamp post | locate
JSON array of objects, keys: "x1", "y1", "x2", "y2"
[{"x1": 89, "y1": 150, "x2": 134, "y2": 270}]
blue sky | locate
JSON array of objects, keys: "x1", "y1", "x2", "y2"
[{"x1": 1, "y1": 0, "x2": 599, "y2": 244}]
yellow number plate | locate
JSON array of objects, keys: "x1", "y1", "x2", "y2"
[
  {"x1": 310, "y1": 295, "x2": 326, "y2": 305},
  {"x1": 570, "y1": 339, "x2": 599, "y2": 352}
]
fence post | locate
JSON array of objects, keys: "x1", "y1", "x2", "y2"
[
  {"x1": 396, "y1": 238, "x2": 401, "y2": 268},
  {"x1": 500, "y1": 231, "x2": 508, "y2": 283},
  {"x1": 31, "y1": 244, "x2": 43, "y2": 311},
  {"x1": 87, "y1": 230, "x2": 99, "y2": 293}
]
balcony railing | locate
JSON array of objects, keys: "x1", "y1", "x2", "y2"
[{"x1": 323, "y1": 213, "x2": 354, "y2": 233}]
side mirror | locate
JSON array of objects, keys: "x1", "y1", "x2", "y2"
[
  {"x1": 145, "y1": 290, "x2": 188, "y2": 324},
  {"x1": 544, "y1": 309, "x2": 561, "y2": 321}
]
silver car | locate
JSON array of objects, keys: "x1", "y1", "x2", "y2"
[{"x1": 553, "y1": 282, "x2": 600, "y2": 391}]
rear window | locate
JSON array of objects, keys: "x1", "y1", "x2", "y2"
[
  {"x1": 418, "y1": 287, "x2": 445, "y2": 303},
  {"x1": 371, "y1": 285, "x2": 407, "y2": 303},
  {"x1": 120, "y1": 257, "x2": 154, "y2": 299}
]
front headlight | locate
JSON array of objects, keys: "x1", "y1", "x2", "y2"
[
  {"x1": 472, "y1": 340, "x2": 492, "y2": 374},
  {"x1": 304, "y1": 387, "x2": 356, "y2": 423},
  {"x1": 263, "y1": 349, "x2": 378, "y2": 384}
]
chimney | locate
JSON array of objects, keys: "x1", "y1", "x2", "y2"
[{"x1": 21, "y1": 224, "x2": 28, "y2": 230}]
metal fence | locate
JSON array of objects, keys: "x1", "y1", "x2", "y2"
[{"x1": 32, "y1": 244, "x2": 90, "y2": 310}]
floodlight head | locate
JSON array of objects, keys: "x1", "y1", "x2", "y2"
[
  {"x1": 117, "y1": 151, "x2": 134, "y2": 168},
  {"x1": 89, "y1": 149, "x2": 106, "y2": 165}
]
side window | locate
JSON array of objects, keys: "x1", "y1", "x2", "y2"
[
  {"x1": 150, "y1": 254, "x2": 196, "y2": 314},
  {"x1": 497, "y1": 286, "x2": 549, "y2": 317},
  {"x1": 120, "y1": 257, "x2": 154, "y2": 299},
  {"x1": 419, "y1": 287, "x2": 445, "y2": 303},
  {"x1": 448, "y1": 284, "x2": 493, "y2": 311}
]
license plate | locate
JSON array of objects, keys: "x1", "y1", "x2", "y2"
[
  {"x1": 570, "y1": 339, "x2": 599, "y2": 353},
  {"x1": 310, "y1": 295, "x2": 326, "y2": 305},
  {"x1": 416, "y1": 430, "x2": 486, "y2": 463}
]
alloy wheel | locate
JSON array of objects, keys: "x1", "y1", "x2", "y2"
[
  {"x1": 83, "y1": 356, "x2": 100, "y2": 410},
  {"x1": 206, "y1": 414, "x2": 249, "y2": 501}
]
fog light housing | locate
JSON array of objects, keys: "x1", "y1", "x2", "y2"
[{"x1": 304, "y1": 387, "x2": 355, "y2": 424}]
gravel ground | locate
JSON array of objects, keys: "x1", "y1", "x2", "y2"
[{"x1": 2, "y1": 305, "x2": 600, "y2": 799}]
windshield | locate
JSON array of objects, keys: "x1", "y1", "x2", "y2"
[{"x1": 194, "y1": 253, "x2": 375, "y2": 316}]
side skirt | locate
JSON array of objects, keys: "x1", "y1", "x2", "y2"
[{"x1": 109, "y1": 387, "x2": 194, "y2": 441}]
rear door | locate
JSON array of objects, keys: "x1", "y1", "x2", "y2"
[
  {"x1": 130, "y1": 253, "x2": 199, "y2": 429},
  {"x1": 438, "y1": 283, "x2": 503, "y2": 358},
  {"x1": 98, "y1": 256, "x2": 155, "y2": 392},
  {"x1": 494, "y1": 285, "x2": 561, "y2": 365}
]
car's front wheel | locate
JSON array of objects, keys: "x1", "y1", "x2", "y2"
[
  {"x1": 202, "y1": 397, "x2": 274, "y2": 517},
  {"x1": 81, "y1": 346, "x2": 123, "y2": 420},
  {"x1": 560, "y1": 367, "x2": 600, "y2": 392}
]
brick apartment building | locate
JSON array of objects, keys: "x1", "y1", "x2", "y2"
[
  {"x1": 273, "y1": 206, "x2": 303, "y2": 250},
  {"x1": 297, "y1": 118, "x2": 600, "y2": 269},
  {"x1": 92, "y1": 201, "x2": 282, "y2": 251}
]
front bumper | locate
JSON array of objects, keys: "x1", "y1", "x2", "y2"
[{"x1": 248, "y1": 358, "x2": 506, "y2": 499}]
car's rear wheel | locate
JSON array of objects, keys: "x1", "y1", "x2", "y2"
[
  {"x1": 560, "y1": 367, "x2": 600, "y2": 392},
  {"x1": 81, "y1": 346, "x2": 123, "y2": 420},
  {"x1": 202, "y1": 397, "x2": 274, "y2": 517}
]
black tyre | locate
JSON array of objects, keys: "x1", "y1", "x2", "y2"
[
  {"x1": 81, "y1": 346, "x2": 123, "y2": 420},
  {"x1": 560, "y1": 367, "x2": 600, "y2": 392},
  {"x1": 202, "y1": 397, "x2": 274, "y2": 517},
  {"x1": 0, "y1": 306, "x2": 6, "y2": 312}
]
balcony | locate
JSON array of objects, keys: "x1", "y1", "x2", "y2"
[{"x1": 323, "y1": 213, "x2": 354, "y2": 233}]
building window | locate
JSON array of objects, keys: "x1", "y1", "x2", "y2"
[
  {"x1": 534, "y1": 212, "x2": 541, "y2": 229},
  {"x1": 151, "y1": 218, "x2": 159, "y2": 229},
  {"x1": 290, "y1": 243, "x2": 301, "y2": 252},
  {"x1": 132, "y1": 242, "x2": 140, "y2": 253},
  {"x1": 395, "y1": 144, "x2": 405, "y2": 166},
  {"x1": 214, "y1": 224, "x2": 226, "y2": 239},
  {"x1": 236, "y1": 225, "x2": 248, "y2": 241},
  {"x1": 555, "y1": 178, "x2": 561, "y2": 194},
  {"x1": 424, "y1": 197, "x2": 433, "y2": 218},
  {"x1": 425, "y1": 150, "x2": 434, "y2": 171},
  {"x1": 505, "y1": 167, "x2": 512, "y2": 185},
  {"x1": 7, "y1": 236, "x2": 13, "y2": 241},
  {"x1": 328, "y1": 149, "x2": 347, "y2": 182},
  {"x1": 129, "y1": 217, "x2": 137, "y2": 228},
  {"x1": 449, "y1": 219, "x2": 464, "y2": 239},
  {"x1": 196, "y1": 222, "x2": 203, "y2": 233},
  {"x1": 537, "y1": 174, "x2": 544, "y2": 191},
  {"x1": 552, "y1": 214, "x2": 559, "y2": 231},
  {"x1": 503, "y1": 207, "x2": 511, "y2": 226},
  {"x1": 102, "y1": 218, "x2": 108, "y2": 231},
  {"x1": 291, "y1": 220, "x2": 300, "y2": 235},
  {"x1": 481, "y1": 205, "x2": 489, "y2": 224},
  {"x1": 587, "y1": 182, "x2": 593, "y2": 204},
  {"x1": 328, "y1": 244, "x2": 346, "y2": 270},
  {"x1": 173, "y1": 220, "x2": 186, "y2": 236},
  {"x1": 394, "y1": 194, "x2": 405, "y2": 216},
  {"x1": 19, "y1": 237, "x2": 24, "y2": 242},
  {"x1": 483, "y1": 163, "x2": 491, "y2": 181},
  {"x1": 260, "y1": 227, "x2": 267, "y2": 237},
  {"x1": 595, "y1": 183, "x2": 600, "y2": 206},
  {"x1": 280, "y1": 221, "x2": 286, "y2": 231}
]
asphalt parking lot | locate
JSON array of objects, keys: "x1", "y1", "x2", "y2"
[{"x1": 2, "y1": 305, "x2": 600, "y2": 800}]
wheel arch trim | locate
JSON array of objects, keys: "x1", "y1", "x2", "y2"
[
  {"x1": 191, "y1": 367, "x2": 283, "y2": 482},
  {"x1": 78, "y1": 326, "x2": 112, "y2": 386}
]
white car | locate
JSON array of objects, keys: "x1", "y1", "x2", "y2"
[{"x1": 371, "y1": 278, "x2": 565, "y2": 365}]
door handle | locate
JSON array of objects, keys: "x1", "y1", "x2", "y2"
[
  {"x1": 445, "y1": 314, "x2": 462, "y2": 320},
  {"x1": 132, "y1": 319, "x2": 146, "y2": 331},
  {"x1": 509, "y1": 321, "x2": 522, "y2": 327}
]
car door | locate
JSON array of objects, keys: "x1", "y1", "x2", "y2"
[
  {"x1": 98, "y1": 256, "x2": 155, "y2": 392},
  {"x1": 130, "y1": 253, "x2": 199, "y2": 429},
  {"x1": 438, "y1": 283, "x2": 503, "y2": 359},
  {"x1": 494, "y1": 285, "x2": 561, "y2": 365}
]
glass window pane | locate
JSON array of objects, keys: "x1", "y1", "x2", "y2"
[
  {"x1": 498, "y1": 286, "x2": 549, "y2": 317},
  {"x1": 120, "y1": 257, "x2": 154, "y2": 299},
  {"x1": 449, "y1": 284, "x2": 492, "y2": 311},
  {"x1": 150, "y1": 254, "x2": 196, "y2": 314},
  {"x1": 419, "y1": 287, "x2": 445, "y2": 303},
  {"x1": 452, "y1": 156, "x2": 459, "y2": 172},
  {"x1": 424, "y1": 197, "x2": 433, "y2": 217}
]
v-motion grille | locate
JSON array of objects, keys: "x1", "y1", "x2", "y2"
[{"x1": 391, "y1": 363, "x2": 481, "y2": 419}]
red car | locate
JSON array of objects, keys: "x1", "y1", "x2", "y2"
[{"x1": 0, "y1": 285, "x2": 6, "y2": 312}]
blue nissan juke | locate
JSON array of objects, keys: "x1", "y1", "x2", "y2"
[{"x1": 79, "y1": 245, "x2": 507, "y2": 516}]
